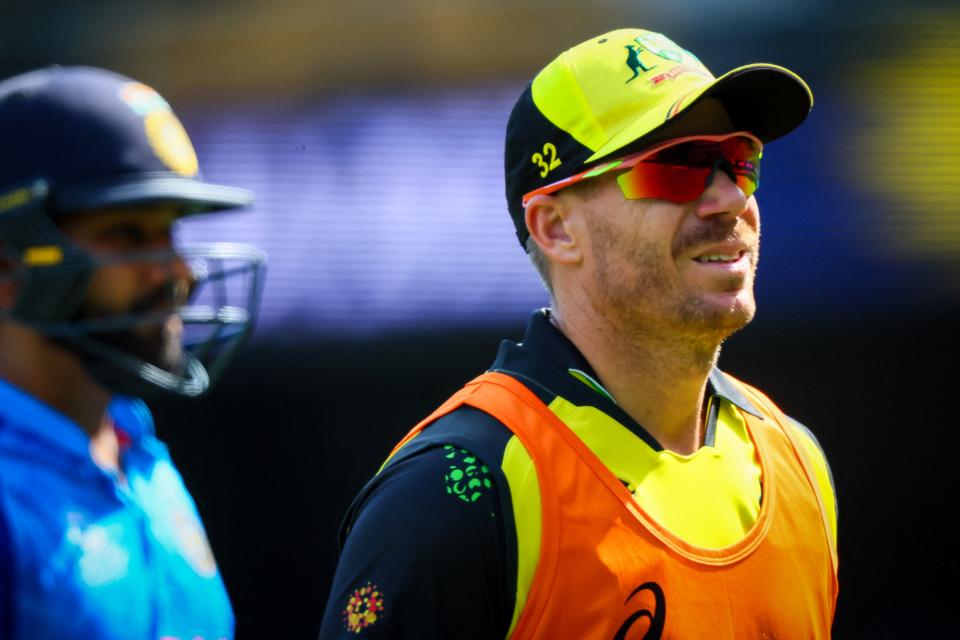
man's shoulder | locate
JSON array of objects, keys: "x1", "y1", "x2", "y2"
[
  {"x1": 387, "y1": 404, "x2": 515, "y2": 469},
  {"x1": 344, "y1": 405, "x2": 516, "y2": 531},
  {"x1": 325, "y1": 407, "x2": 518, "y2": 639}
]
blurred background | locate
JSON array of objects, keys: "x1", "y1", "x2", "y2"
[{"x1": 4, "y1": 0, "x2": 958, "y2": 636}]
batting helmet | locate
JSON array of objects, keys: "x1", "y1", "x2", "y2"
[{"x1": 0, "y1": 66, "x2": 265, "y2": 398}]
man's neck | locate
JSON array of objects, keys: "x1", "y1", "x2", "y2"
[
  {"x1": 0, "y1": 323, "x2": 117, "y2": 466},
  {"x1": 550, "y1": 306, "x2": 721, "y2": 455}
]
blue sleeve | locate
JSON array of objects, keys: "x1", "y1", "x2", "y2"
[
  {"x1": 0, "y1": 490, "x2": 14, "y2": 640},
  {"x1": 318, "y1": 443, "x2": 513, "y2": 640}
]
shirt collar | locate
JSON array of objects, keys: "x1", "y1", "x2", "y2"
[
  {"x1": 490, "y1": 309, "x2": 764, "y2": 447},
  {"x1": 708, "y1": 368, "x2": 764, "y2": 419},
  {"x1": 107, "y1": 396, "x2": 156, "y2": 441}
]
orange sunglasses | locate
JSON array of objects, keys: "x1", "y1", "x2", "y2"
[{"x1": 522, "y1": 132, "x2": 763, "y2": 208}]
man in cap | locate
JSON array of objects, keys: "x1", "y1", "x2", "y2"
[
  {"x1": 0, "y1": 67, "x2": 265, "y2": 639},
  {"x1": 320, "y1": 29, "x2": 837, "y2": 639}
]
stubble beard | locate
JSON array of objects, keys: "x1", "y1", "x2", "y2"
[
  {"x1": 89, "y1": 316, "x2": 185, "y2": 373},
  {"x1": 75, "y1": 283, "x2": 186, "y2": 374},
  {"x1": 590, "y1": 217, "x2": 758, "y2": 360}
]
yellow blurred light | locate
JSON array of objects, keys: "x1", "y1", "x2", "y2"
[{"x1": 851, "y1": 11, "x2": 960, "y2": 263}]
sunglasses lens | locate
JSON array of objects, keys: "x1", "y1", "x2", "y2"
[
  {"x1": 617, "y1": 163, "x2": 711, "y2": 202},
  {"x1": 732, "y1": 168, "x2": 759, "y2": 198},
  {"x1": 616, "y1": 136, "x2": 761, "y2": 203}
]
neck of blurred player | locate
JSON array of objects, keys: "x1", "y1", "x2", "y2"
[
  {"x1": 0, "y1": 321, "x2": 121, "y2": 471},
  {"x1": 549, "y1": 297, "x2": 718, "y2": 456}
]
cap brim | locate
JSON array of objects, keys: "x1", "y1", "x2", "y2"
[
  {"x1": 586, "y1": 63, "x2": 813, "y2": 163},
  {"x1": 51, "y1": 173, "x2": 253, "y2": 216}
]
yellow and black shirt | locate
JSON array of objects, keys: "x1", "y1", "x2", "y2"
[{"x1": 318, "y1": 310, "x2": 836, "y2": 638}]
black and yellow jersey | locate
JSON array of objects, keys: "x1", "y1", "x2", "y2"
[{"x1": 318, "y1": 310, "x2": 836, "y2": 639}]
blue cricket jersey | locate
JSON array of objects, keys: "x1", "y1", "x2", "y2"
[{"x1": 0, "y1": 379, "x2": 234, "y2": 640}]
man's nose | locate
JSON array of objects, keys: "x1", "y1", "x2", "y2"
[{"x1": 693, "y1": 164, "x2": 750, "y2": 220}]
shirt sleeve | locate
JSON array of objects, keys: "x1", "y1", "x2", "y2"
[
  {"x1": 318, "y1": 443, "x2": 513, "y2": 640},
  {"x1": 0, "y1": 489, "x2": 14, "y2": 639}
]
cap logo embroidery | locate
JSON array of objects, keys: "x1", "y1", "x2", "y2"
[
  {"x1": 625, "y1": 44, "x2": 658, "y2": 83},
  {"x1": 651, "y1": 64, "x2": 703, "y2": 85},
  {"x1": 634, "y1": 33, "x2": 686, "y2": 63},
  {"x1": 624, "y1": 33, "x2": 701, "y2": 84},
  {"x1": 532, "y1": 142, "x2": 562, "y2": 178}
]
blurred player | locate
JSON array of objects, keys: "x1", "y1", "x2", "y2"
[
  {"x1": 320, "y1": 28, "x2": 837, "y2": 638},
  {"x1": 0, "y1": 66, "x2": 265, "y2": 639}
]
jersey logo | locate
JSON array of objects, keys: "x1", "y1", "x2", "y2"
[
  {"x1": 613, "y1": 581, "x2": 666, "y2": 640},
  {"x1": 531, "y1": 143, "x2": 562, "y2": 178},
  {"x1": 443, "y1": 445, "x2": 493, "y2": 503},
  {"x1": 342, "y1": 582, "x2": 385, "y2": 633},
  {"x1": 64, "y1": 516, "x2": 130, "y2": 587}
]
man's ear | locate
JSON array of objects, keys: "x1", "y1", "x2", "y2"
[{"x1": 524, "y1": 194, "x2": 583, "y2": 265}]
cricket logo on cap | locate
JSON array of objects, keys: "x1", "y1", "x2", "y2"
[
  {"x1": 625, "y1": 44, "x2": 657, "y2": 83},
  {"x1": 622, "y1": 33, "x2": 708, "y2": 85},
  {"x1": 118, "y1": 82, "x2": 200, "y2": 177}
]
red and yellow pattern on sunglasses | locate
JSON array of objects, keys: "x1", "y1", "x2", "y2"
[{"x1": 522, "y1": 132, "x2": 763, "y2": 207}]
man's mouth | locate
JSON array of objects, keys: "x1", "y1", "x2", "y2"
[{"x1": 693, "y1": 250, "x2": 746, "y2": 264}]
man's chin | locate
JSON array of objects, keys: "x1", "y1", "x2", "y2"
[
  {"x1": 707, "y1": 291, "x2": 756, "y2": 321},
  {"x1": 141, "y1": 336, "x2": 186, "y2": 373},
  {"x1": 157, "y1": 346, "x2": 187, "y2": 374},
  {"x1": 137, "y1": 316, "x2": 186, "y2": 372},
  {"x1": 680, "y1": 291, "x2": 756, "y2": 337}
]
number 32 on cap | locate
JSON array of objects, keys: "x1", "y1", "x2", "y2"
[{"x1": 532, "y1": 143, "x2": 562, "y2": 177}]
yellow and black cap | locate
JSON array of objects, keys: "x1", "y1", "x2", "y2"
[{"x1": 504, "y1": 28, "x2": 813, "y2": 248}]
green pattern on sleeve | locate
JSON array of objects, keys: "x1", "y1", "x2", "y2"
[{"x1": 442, "y1": 445, "x2": 494, "y2": 503}]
